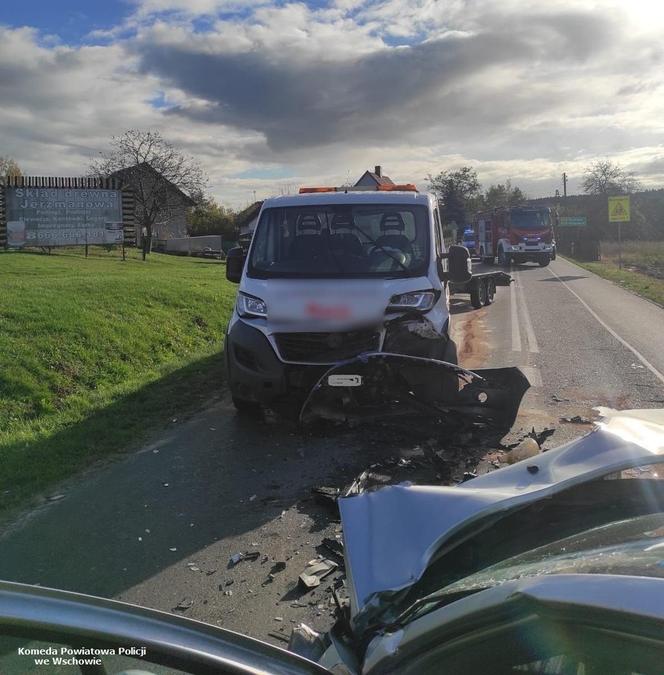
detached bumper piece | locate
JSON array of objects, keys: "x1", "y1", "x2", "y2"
[{"x1": 299, "y1": 353, "x2": 529, "y2": 435}]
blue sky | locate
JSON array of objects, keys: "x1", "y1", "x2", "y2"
[
  {"x1": 0, "y1": 0, "x2": 131, "y2": 43},
  {"x1": 1, "y1": 0, "x2": 663, "y2": 207}
]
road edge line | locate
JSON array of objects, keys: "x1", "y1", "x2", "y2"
[{"x1": 550, "y1": 265, "x2": 664, "y2": 386}]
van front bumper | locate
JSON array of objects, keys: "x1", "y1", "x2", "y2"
[{"x1": 225, "y1": 320, "x2": 327, "y2": 405}]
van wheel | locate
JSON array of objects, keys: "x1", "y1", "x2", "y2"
[
  {"x1": 538, "y1": 256, "x2": 550, "y2": 267},
  {"x1": 232, "y1": 396, "x2": 261, "y2": 416},
  {"x1": 470, "y1": 279, "x2": 487, "y2": 309},
  {"x1": 484, "y1": 278, "x2": 496, "y2": 305}
]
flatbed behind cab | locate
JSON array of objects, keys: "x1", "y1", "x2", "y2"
[{"x1": 450, "y1": 261, "x2": 512, "y2": 309}]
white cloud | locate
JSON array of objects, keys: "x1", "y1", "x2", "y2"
[{"x1": 1, "y1": 1, "x2": 664, "y2": 207}]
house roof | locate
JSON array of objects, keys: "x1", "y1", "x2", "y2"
[
  {"x1": 235, "y1": 200, "x2": 263, "y2": 227},
  {"x1": 354, "y1": 170, "x2": 395, "y2": 187},
  {"x1": 109, "y1": 162, "x2": 197, "y2": 206}
]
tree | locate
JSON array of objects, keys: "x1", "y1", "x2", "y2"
[
  {"x1": 427, "y1": 167, "x2": 481, "y2": 227},
  {"x1": 0, "y1": 156, "x2": 22, "y2": 177},
  {"x1": 482, "y1": 179, "x2": 526, "y2": 209},
  {"x1": 582, "y1": 160, "x2": 639, "y2": 195},
  {"x1": 188, "y1": 196, "x2": 236, "y2": 240},
  {"x1": 91, "y1": 130, "x2": 207, "y2": 257}
]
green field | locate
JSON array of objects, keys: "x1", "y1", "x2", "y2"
[
  {"x1": 575, "y1": 240, "x2": 664, "y2": 307},
  {"x1": 0, "y1": 248, "x2": 236, "y2": 515}
]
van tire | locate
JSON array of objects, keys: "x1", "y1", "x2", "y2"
[
  {"x1": 484, "y1": 278, "x2": 496, "y2": 305},
  {"x1": 497, "y1": 247, "x2": 509, "y2": 267},
  {"x1": 470, "y1": 279, "x2": 487, "y2": 309}
]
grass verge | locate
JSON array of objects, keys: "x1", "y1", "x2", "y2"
[
  {"x1": 0, "y1": 248, "x2": 236, "y2": 514},
  {"x1": 574, "y1": 258, "x2": 664, "y2": 308}
]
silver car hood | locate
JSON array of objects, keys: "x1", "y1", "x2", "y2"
[{"x1": 339, "y1": 408, "x2": 664, "y2": 625}]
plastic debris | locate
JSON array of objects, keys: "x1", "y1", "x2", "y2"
[
  {"x1": 228, "y1": 550, "x2": 260, "y2": 567},
  {"x1": 299, "y1": 558, "x2": 338, "y2": 589},
  {"x1": 505, "y1": 437, "x2": 540, "y2": 465},
  {"x1": 560, "y1": 415, "x2": 592, "y2": 424},
  {"x1": 287, "y1": 623, "x2": 330, "y2": 661}
]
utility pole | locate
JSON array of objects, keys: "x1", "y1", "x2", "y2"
[{"x1": 562, "y1": 172, "x2": 568, "y2": 208}]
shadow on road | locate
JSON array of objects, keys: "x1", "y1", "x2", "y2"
[{"x1": 539, "y1": 275, "x2": 588, "y2": 282}]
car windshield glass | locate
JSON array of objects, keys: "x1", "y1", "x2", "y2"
[
  {"x1": 402, "y1": 512, "x2": 664, "y2": 625},
  {"x1": 248, "y1": 204, "x2": 430, "y2": 278},
  {"x1": 510, "y1": 209, "x2": 551, "y2": 229}
]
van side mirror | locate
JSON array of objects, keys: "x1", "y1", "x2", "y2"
[
  {"x1": 226, "y1": 247, "x2": 246, "y2": 283},
  {"x1": 446, "y1": 245, "x2": 472, "y2": 283}
]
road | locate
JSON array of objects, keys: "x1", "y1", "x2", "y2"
[{"x1": 1, "y1": 256, "x2": 664, "y2": 654}]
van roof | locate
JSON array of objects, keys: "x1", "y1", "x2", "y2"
[{"x1": 261, "y1": 190, "x2": 434, "y2": 209}]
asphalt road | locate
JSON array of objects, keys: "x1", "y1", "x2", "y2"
[{"x1": 1, "y1": 256, "x2": 664, "y2": 654}]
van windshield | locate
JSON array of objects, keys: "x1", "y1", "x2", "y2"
[
  {"x1": 510, "y1": 209, "x2": 552, "y2": 230},
  {"x1": 248, "y1": 204, "x2": 430, "y2": 278}
]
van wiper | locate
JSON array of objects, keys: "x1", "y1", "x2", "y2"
[{"x1": 349, "y1": 222, "x2": 411, "y2": 274}]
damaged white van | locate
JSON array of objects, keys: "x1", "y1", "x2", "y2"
[{"x1": 224, "y1": 184, "x2": 475, "y2": 415}]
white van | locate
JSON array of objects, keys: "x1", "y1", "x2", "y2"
[{"x1": 224, "y1": 185, "x2": 471, "y2": 412}]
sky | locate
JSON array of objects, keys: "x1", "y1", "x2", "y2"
[{"x1": 1, "y1": 0, "x2": 664, "y2": 208}]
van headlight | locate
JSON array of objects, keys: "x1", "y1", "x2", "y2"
[
  {"x1": 387, "y1": 290, "x2": 437, "y2": 312},
  {"x1": 237, "y1": 292, "x2": 267, "y2": 318}
]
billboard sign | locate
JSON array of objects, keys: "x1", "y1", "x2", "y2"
[{"x1": 5, "y1": 186, "x2": 123, "y2": 248}]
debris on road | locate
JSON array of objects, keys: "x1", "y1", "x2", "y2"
[
  {"x1": 505, "y1": 437, "x2": 540, "y2": 464},
  {"x1": 268, "y1": 632, "x2": 290, "y2": 644},
  {"x1": 527, "y1": 426, "x2": 555, "y2": 447},
  {"x1": 288, "y1": 623, "x2": 330, "y2": 661},
  {"x1": 560, "y1": 415, "x2": 592, "y2": 424},
  {"x1": 47, "y1": 494, "x2": 66, "y2": 502},
  {"x1": 299, "y1": 557, "x2": 338, "y2": 589},
  {"x1": 172, "y1": 598, "x2": 194, "y2": 612},
  {"x1": 228, "y1": 550, "x2": 261, "y2": 568}
]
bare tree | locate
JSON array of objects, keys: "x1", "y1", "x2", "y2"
[
  {"x1": 0, "y1": 156, "x2": 22, "y2": 177},
  {"x1": 91, "y1": 130, "x2": 207, "y2": 257},
  {"x1": 582, "y1": 159, "x2": 639, "y2": 195}
]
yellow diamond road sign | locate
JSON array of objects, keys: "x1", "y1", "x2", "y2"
[{"x1": 608, "y1": 195, "x2": 630, "y2": 222}]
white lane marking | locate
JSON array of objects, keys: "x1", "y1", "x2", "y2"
[
  {"x1": 510, "y1": 275, "x2": 522, "y2": 352},
  {"x1": 550, "y1": 264, "x2": 664, "y2": 385},
  {"x1": 515, "y1": 271, "x2": 540, "y2": 354},
  {"x1": 520, "y1": 365, "x2": 543, "y2": 388}
]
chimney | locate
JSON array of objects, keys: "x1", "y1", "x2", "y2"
[{"x1": 374, "y1": 165, "x2": 382, "y2": 177}]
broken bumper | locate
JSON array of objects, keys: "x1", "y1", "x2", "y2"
[{"x1": 299, "y1": 353, "x2": 529, "y2": 432}]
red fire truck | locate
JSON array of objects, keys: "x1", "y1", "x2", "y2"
[{"x1": 474, "y1": 206, "x2": 556, "y2": 267}]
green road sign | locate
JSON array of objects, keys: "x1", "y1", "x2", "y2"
[{"x1": 559, "y1": 216, "x2": 587, "y2": 227}]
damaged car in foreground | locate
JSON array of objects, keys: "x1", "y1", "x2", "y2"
[{"x1": 3, "y1": 409, "x2": 664, "y2": 674}]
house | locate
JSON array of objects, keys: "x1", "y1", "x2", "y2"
[
  {"x1": 109, "y1": 162, "x2": 197, "y2": 243},
  {"x1": 236, "y1": 200, "x2": 263, "y2": 238},
  {"x1": 354, "y1": 165, "x2": 394, "y2": 188}
]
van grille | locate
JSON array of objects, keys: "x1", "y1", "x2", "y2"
[{"x1": 274, "y1": 330, "x2": 379, "y2": 363}]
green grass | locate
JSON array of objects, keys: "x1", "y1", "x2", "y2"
[
  {"x1": 575, "y1": 241, "x2": 664, "y2": 307},
  {"x1": 0, "y1": 248, "x2": 236, "y2": 514},
  {"x1": 598, "y1": 240, "x2": 664, "y2": 279}
]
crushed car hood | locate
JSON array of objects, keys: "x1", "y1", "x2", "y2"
[{"x1": 339, "y1": 408, "x2": 664, "y2": 630}]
